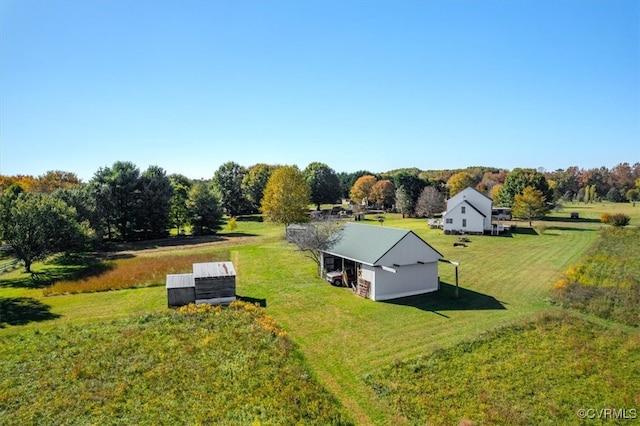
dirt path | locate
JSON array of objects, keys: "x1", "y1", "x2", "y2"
[{"x1": 101, "y1": 234, "x2": 262, "y2": 257}]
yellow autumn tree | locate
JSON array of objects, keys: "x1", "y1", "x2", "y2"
[
  {"x1": 446, "y1": 172, "x2": 475, "y2": 197},
  {"x1": 512, "y1": 186, "x2": 549, "y2": 227},
  {"x1": 261, "y1": 165, "x2": 310, "y2": 227}
]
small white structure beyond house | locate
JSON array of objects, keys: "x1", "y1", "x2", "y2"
[
  {"x1": 442, "y1": 187, "x2": 494, "y2": 235},
  {"x1": 321, "y1": 222, "x2": 443, "y2": 301},
  {"x1": 166, "y1": 261, "x2": 236, "y2": 307}
]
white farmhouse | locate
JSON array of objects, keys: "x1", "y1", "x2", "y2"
[{"x1": 442, "y1": 187, "x2": 494, "y2": 235}]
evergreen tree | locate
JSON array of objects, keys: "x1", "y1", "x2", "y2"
[{"x1": 187, "y1": 182, "x2": 223, "y2": 235}]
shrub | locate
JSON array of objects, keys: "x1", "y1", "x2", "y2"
[
  {"x1": 227, "y1": 216, "x2": 238, "y2": 231},
  {"x1": 600, "y1": 213, "x2": 611, "y2": 224},
  {"x1": 609, "y1": 213, "x2": 630, "y2": 227}
]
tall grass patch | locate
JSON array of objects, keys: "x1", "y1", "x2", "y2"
[
  {"x1": 364, "y1": 312, "x2": 640, "y2": 425},
  {"x1": 551, "y1": 227, "x2": 640, "y2": 326},
  {"x1": 0, "y1": 301, "x2": 353, "y2": 425},
  {"x1": 43, "y1": 251, "x2": 229, "y2": 296}
]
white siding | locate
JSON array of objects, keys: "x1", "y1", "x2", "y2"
[
  {"x1": 443, "y1": 202, "x2": 485, "y2": 233},
  {"x1": 444, "y1": 187, "x2": 494, "y2": 233},
  {"x1": 372, "y1": 263, "x2": 439, "y2": 301},
  {"x1": 377, "y1": 233, "x2": 441, "y2": 266}
]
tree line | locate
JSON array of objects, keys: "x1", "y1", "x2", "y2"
[{"x1": 1, "y1": 161, "x2": 639, "y2": 272}]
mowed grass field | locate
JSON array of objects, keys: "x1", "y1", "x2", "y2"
[{"x1": 1, "y1": 202, "x2": 639, "y2": 424}]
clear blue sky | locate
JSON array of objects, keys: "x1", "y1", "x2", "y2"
[{"x1": 1, "y1": 0, "x2": 638, "y2": 182}]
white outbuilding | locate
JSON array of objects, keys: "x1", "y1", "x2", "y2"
[{"x1": 321, "y1": 223, "x2": 443, "y2": 301}]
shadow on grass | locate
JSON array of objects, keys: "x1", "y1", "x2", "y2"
[
  {"x1": 0, "y1": 254, "x2": 114, "y2": 289},
  {"x1": 544, "y1": 226, "x2": 597, "y2": 233},
  {"x1": 382, "y1": 282, "x2": 506, "y2": 317},
  {"x1": 0, "y1": 297, "x2": 60, "y2": 327},
  {"x1": 103, "y1": 233, "x2": 259, "y2": 252},
  {"x1": 545, "y1": 216, "x2": 601, "y2": 224},
  {"x1": 236, "y1": 215, "x2": 264, "y2": 222},
  {"x1": 237, "y1": 295, "x2": 267, "y2": 307},
  {"x1": 510, "y1": 226, "x2": 538, "y2": 236}
]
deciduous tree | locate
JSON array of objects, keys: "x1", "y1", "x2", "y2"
[
  {"x1": 242, "y1": 164, "x2": 276, "y2": 212},
  {"x1": 337, "y1": 170, "x2": 375, "y2": 199},
  {"x1": 496, "y1": 168, "x2": 552, "y2": 207},
  {"x1": 393, "y1": 172, "x2": 427, "y2": 216},
  {"x1": 349, "y1": 175, "x2": 377, "y2": 205},
  {"x1": 53, "y1": 185, "x2": 99, "y2": 241},
  {"x1": 0, "y1": 193, "x2": 85, "y2": 272},
  {"x1": 169, "y1": 174, "x2": 192, "y2": 235},
  {"x1": 370, "y1": 180, "x2": 396, "y2": 209},
  {"x1": 213, "y1": 162, "x2": 250, "y2": 217},
  {"x1": 415, "y1": 186, "x2": 446, "y2": 218},
  {"x1": 395, "y1": 187, "x2": 412, "y2": 218},
  {"x1": 32, "y1": 170, "x2": 82, "y2": 193},
  {"x1": 287, "y1": 219, "x2": 343, "y2": 275},
  {"x1": 446, "y1": 172, "x2": 475, "y2": 197},
  {"x1": 304, "y1": 162, "x2": 341, "y2": 210},
  {"x1": 261, "y1": 166, "x2": 310, "y2": 227},
  {"x1": 511, "y1": 186, "x2": 549, "y2": 227}
]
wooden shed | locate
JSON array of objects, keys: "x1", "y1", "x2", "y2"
[
  {"x1": 193, "y1": 261, "x2": 237, "y2": 305},
  {"x1": 166, "y1": 273, "x2": 196, "y2": 307}
]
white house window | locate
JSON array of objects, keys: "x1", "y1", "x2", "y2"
[
  {"x1": 462, "y1": 219, "x2": 467, "y2": 227},
  {"x1": 446, "y1": 218, "x2": 453, "y2": 224},
  {"x1": 461, "y1": 206, "x2": 466, "y2": 214}
]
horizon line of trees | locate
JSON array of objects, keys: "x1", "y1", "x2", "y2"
[{"x1": 1, "y1": 161, "x2": 639, "y2": 272}]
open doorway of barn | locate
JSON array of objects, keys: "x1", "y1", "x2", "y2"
[{"x1": 323, "y1": 255, "x2": 359, "y2": 288}]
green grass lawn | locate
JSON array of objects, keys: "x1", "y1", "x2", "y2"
[{"x1": 1, "y1": 202, "x2": 639, "y2": 424}]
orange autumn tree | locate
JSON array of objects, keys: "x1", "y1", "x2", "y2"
[{"x1": 349, "y1": 175, "x2": 377, "y2": 206}]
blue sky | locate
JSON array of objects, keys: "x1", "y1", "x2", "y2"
[{"x1": 1, "y1": 0, "x2": 638, "y2": 182}]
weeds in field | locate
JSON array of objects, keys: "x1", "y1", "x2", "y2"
[
  {"x1": 550, "y1": 227, "x2": 640, "y2": 326},
  {"x1": 0, "y1": 302, "x2": 352, "y2": 425},
  {"x1": 43, "y1": 251, "x2": 229, "y2": 296}
]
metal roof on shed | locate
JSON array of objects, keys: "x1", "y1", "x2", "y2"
[
  {"x1": 323, "y1": 222, "x2": 442, "y2": 265},
  {"x1": 193, "y1": 261, "x2": 236, "y2": 279},
  {"x1": 166, "y1": 273, "x2": 194, "y2": 289}
]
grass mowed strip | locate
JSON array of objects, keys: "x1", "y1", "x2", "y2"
[
  {"x1": 0, "y1": 302, "x2": 353, "y2": 426},
  {"x1": 364, "y1": 311, "x2": 640, "y2": 425}
]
